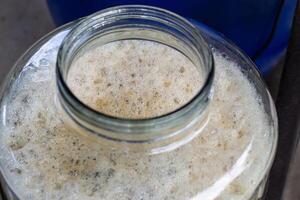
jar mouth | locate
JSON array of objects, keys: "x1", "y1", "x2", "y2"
[{"x1": 56, "y1": 5, "x2": 214, "y2": 141}]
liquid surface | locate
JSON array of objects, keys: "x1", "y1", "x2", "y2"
[
  {"x1": 67, "y1": 40, "x2": 203, "y2": 119},
  {"x1": 0, "y1": 37, "x2": 273, "y2": 200}
]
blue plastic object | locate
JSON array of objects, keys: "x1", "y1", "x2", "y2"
[{"x1": 47, "y1": 0, "x2": 297, "y2": 75}]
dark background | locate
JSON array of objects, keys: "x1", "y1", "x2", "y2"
[{"x1": 0, "y1": 0, "x2": 299, "y2": 199}]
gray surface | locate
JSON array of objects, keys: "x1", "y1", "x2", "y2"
[
  {"x1": 0, "y1": 0, "x2": 299, "y2": 199},
  {"x1": 0, "y1": 0, "x2": 54, "y2": 82}
]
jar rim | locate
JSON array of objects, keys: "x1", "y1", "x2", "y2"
[{"x1": 56, "y1": 5, "x2": 214, "y2": 141}]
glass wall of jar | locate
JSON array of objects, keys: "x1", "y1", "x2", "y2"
[{"x1": 0, "y1": 5, "x2": 277, "y2": 200}]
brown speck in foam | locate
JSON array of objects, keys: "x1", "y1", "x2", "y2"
[
  {"x1": 179, "y1": 66, "x2": 185, "y2": 73},
  {"x1": 164, "y1": 80, "x2": 171, "y2": 88},
  {"x1": 146, "y1": 101, "x2": 150, "y2": 107},
  {"x1": 173, "y1": 98, "x2": 180, "y2": 104},
  {"x1": 238, "y1": 130, "x2": 244, "y2": 138},
  {"x1": 137, "y1": 97, "x2": 143, "y2": 103},
  {"x1": 93, "y1": 79, "x2": 102, "y2": 84}
]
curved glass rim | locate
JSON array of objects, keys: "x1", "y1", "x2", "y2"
[{"x1": 56, "y1": 5, "x2": 214, "y2": 130}]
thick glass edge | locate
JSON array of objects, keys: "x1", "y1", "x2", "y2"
[
  {"x1": 202, "y1": 29, "x2": 278, "y2": 199},
  {"x1": 0, "y1": 21, "x2": 79, "y2": 200}
]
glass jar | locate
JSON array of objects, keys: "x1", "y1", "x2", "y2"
[{"x1": 0, "y1": 5, "x2": 277, "y2": 200}]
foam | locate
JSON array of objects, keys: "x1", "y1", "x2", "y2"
[
  {"x1": 67, "y1": 40, "x2": 203, "y2": 119},
  {"x1": 0, "y1": 40, "x2": 273, "y2": 200}
]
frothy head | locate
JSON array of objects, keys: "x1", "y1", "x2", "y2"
[{"x1": 67, "y1": 40, "x2": 204, "y2": 119}]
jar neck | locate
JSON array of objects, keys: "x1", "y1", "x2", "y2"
[{"x1": 56, "y1": 5, "x2": 214, "y2": 153}]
